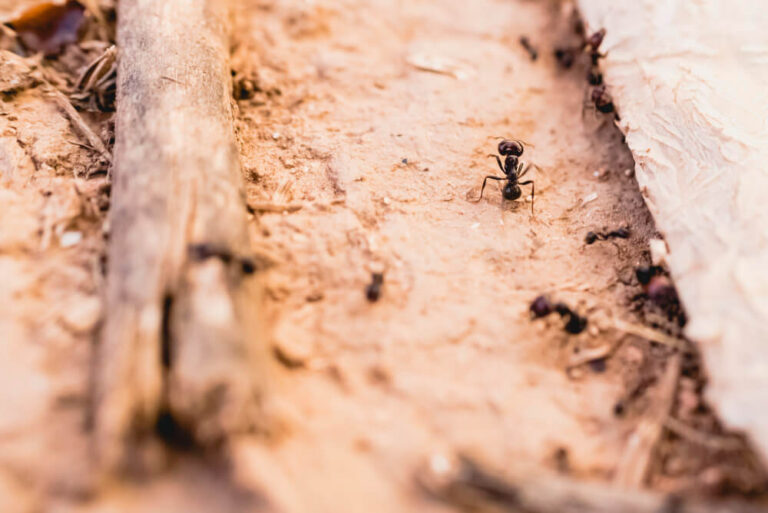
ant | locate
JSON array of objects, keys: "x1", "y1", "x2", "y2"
[
  {"x1": 530, "y1": 295, "x2": 588, "y2": 335},
  {"x1": 365, "y1": 272, "x2": 384, "y2": 302},
  {"x1": 585, "y1": 227, "x2": 630, "y2": 245},
  {"x1": 635, "y1": 265, "x2": 686, "y2": 326},
  {"x1": 636, "y1": 266, "x2": 677, "y2": 306},
  {"x1": 586, "y1": 67, "x2": 603, "y2": 86},
  {"x1": 584, "y1": 28, "x2": 606, "y2": 65},
  {"x1": 554, "y1": 47, "x2": 576, "y2": 69},
  {"x1": 583, "y1": 84, "x2": 616, "y2": 118},
  {"x1": 470, "y1": 139, "x2": 536, "y2": 214},
  {"x1": 554, "y1": 27, "x2": 606, "y2": 72}
]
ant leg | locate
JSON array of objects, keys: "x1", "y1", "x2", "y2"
[
  {"x1": 520, "y1": 163, "x2": 543, "y2": 181},
  {"x1": 520, "y1": 180, "x2": 534, "y2": 214},
  {"x1": 488, "y1": 154, "x2": 505, "y2": 174},
  {"x1": 471, "y1": 175, "x2": 505, "y2": 202}
]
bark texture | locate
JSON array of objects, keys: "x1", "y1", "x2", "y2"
[{"x1": 576, "y1": 0, "x2": 768, "y2": 460}]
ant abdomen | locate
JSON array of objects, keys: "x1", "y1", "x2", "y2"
[{"x1": 503, "y1": 184, "x2": 521, "y2": 201}]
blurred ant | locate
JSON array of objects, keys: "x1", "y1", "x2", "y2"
[
  {"x1": 586, "y1": 66, "x2": 603, "y2": 86},
  {"x1": 635, "y1": 266, "x2": 686, "y2": 326},
  {"x1": 584, "y1": 28, "x2": 606, "y2": 65},
  {"x1": 530, "y1": 295, "x2": 588, "y2": 335},
  {"x1": 554, "y1": 47, "x2": 576, "y2": 69},
  {"x1": 583, "y1": 84, "x2": 617, "y2": 119},
  {"x1": 469, "y1": 139, "x2": 537, "y2": 214},
  {"x1": 636, "y1": 266, "x2": 676, "y2": 306},
  {"x1": 554, "y1": 28, "x2": 606, "y2": 72},
  {"x1": 365, "y1": 272, "x2": 384, "y2": 302},
  {"x1": 585, "y1": 227, "x2": 630, "y2": 245}
]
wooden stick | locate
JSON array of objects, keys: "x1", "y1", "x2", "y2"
[
  {"x1": 96, "y1": 0, "x2": 265, "y2": 469},
  {"x1": 418, "y1": 455, "x2": 766, "y2": 513}
]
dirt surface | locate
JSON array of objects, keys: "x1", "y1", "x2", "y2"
[
  {"x1": 230, "y1": 0, "x2": 764, "y2": 509},
  {"x1": 0, "y1": 0, "x2": 765, "y2": 511},
  {"x1": 0, "y1": 54, "x2": 109, "y2": 513}
]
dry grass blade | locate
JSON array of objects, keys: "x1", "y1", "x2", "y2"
[
  {"x1": 417, "y1": 454, "x2": 766, "y2": 513},
  {"x1": 614, "y1": 354, "x2": 681, "y2": 488},
  {"x1": 47, "y1": 85, "x2": 111, "y2": 162},
  {"x1": 612, "y1": 318, "x2": 688, "y2": 350}
]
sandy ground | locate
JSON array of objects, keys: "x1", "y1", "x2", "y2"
[
  {"x1": 229, "y1": 0, "x2": 756, "y2": 510},
  {"x1": 0, "y1": 0, "x2": 765, "y2": 511}
]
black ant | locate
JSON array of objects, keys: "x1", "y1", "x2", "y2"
[
  {"x1": 469, "y1": 139, "x2": 536, "y2": 214},
  {"x1": 583, "y1": 84, "x2": 617, "y2": 120},
  {"x1": 530, "y1": 295, "x2": 588, "y2": 335},
  {"x1": 554, "y1": 28, "x2": 606, "y2": 72},
  {"x1": 554, "y1": 47, "x2": 576, "y2": 69},
  {"x1": 586, "y1": 66, "x2": 603, "y2": 86},
  {"x1": 365, "y1": 272, "x2": 384, "y2": 302},
  {"x1": 584, "y1": 28, "x2": 606, "y2": 65},
  {"x1": 634, "y1": 266, "x2": 687, "y2": 326},
  {"x1": 585, "y1": 227, "x2": 630, "y2": 245},
  {"x1": 636, "y1": 266, "x2": 677, "y2": 307}
]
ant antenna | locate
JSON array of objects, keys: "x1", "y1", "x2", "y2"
[{"x1": 491, "y1": 136, "x2": 535, "y2": 148}]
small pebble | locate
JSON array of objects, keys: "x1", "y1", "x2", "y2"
[
  {"x1": 582, "y1": 192, "x2": 599, "y2": 205},
  {"x1": 649, "y1": 238, "x2": 669, "y2": 266},
  {"x1": 60, "y1": 296, "x2": 102, "y2": 334},
  {"x1": 429, "y1": 453, "x2": 454, "y2": 476},
  {"x1": 59, "y1": 231, "x2": 83, "y2": 248}
]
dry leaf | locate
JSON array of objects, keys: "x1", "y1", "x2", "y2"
[{"x1": 8, "y1": 0, "x2": 85, "y2": 55}]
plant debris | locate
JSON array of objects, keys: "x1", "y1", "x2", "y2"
[
  {"x1": 6, "y1": 0, "x2": 86, "y2": 55},
  {"x1": 519, "y1": 35, "x2": 538, "y2": 61},
  {"x1": 72, "y1": 43, "x2": 116, "y2": 111}
]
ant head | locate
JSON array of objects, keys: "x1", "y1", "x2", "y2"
[
  {"x1": 530, "y1": 295, "x2": 553, "y2": 318},
  {"x1": 587, "y1": 28, "x2": 606, "y2": 49},
  {"x1": 498, "y1": 139, "x2": 524, "y2": 157}
]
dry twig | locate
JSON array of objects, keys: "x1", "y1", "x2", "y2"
[
  {"x1": 96, "y1": 0, "x2": 267, "y2": 470},
  {"x1": 418, "y1": 454, "x2": 766, "y2": 513},
  {"x1": 614, "y1": 354, "x2": 682, "y2": 488}
]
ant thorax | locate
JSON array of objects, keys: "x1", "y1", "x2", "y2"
[{"x1": 505, "y1": 155, "x2": 519, "y2": 174}]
